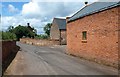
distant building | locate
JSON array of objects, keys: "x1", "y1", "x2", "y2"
[
  {"x1": 50, "y1": 18, "x2": 66, "y2": 45},
  {"x1": 67, "y1": 2, "x2": 120, "y2": 67}
]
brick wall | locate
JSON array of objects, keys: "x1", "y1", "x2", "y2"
[
  {"x1": 67, "y1": 6, "x2": 119, "y2": 67},
  {"x1": 1, "y1": 41, "x2": 17, "y2": 62}
]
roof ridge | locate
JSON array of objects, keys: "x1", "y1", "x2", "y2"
[
  {"x1": 54, "y1": 18, "x2": 66, "y2": 20},
  {"x1": 70, "y1": 2, "x2": 96, "y2": 18}
]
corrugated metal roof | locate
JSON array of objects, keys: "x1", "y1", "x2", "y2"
[
  {"x1": 54, "y1": 18, "x2": 66, "y2": 30},
  {"x1": 69, "y1": 2, "x2": 120, "y2": 22}
]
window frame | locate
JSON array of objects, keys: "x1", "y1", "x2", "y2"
[{"x1": 82, "y1": 31, "x2": 87, "y2": 43}]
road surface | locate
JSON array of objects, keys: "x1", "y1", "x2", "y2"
[{"x1": 4, "y1": 42, "x2": 118, "y2": 75}]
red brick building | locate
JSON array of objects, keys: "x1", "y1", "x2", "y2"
[
  {"x1": 50, "y1": 18, "x2": 66, "y2": 45},
  {"x1": 67, "y1": 2, "x2": 119, "y2": 67}
]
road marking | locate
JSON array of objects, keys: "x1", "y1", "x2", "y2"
[{"x1": 38, "y1": 55, "x2": 44, "y2": 61}]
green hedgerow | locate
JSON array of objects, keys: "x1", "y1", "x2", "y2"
[{"x1": 1, "y1": 31, "x2": 17, "y2": 41}]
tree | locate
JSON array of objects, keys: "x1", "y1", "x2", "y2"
[
  {"x1": 44, "y1": 23, "x2": 52, "y2": 37},
  {"x1": 26, "y1": 25, "x2": 37, "y2": 36},
  {"x1": 33, "y1": 29, "x2": 37, "y2": 36},
  {"x1": 12, "y1": 25, "x2": 29, "y2": 40},
  {"x1": 7, "y1": 25, "x2": 37, "y2": 40},
  {"x1": 7, "y1": 26, "x2": 14, "y2": 32},
  {"x1": 11, "y1": 25, "x2": 35, "y2": 40}
]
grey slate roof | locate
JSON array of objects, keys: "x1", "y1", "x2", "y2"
[
  {"x1": 54, "y1": 18, "x2": 66, "y2": 30},
  {"x1": 69, "y1": 1, "x2": 120, "y2": 22}
]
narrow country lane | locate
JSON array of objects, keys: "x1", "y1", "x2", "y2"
[{"x1": 4, "y1": 42, "x2": 118, "y2": 75}]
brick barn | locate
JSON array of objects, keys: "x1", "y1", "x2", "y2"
[
  {"x1": 67, "y1": 2, "x2": 120, "y2": 67},
  {"x1": 50, "y1": 18, "x2": 66, "y2": 45}
]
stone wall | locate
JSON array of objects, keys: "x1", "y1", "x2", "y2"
[
  {"x1": 20, "y1": 38, "x2": 60, "y2": 46},
  {"x1": 60, "y1": 30, "x2": 67, "y2": 45},
  {"x1": 50, "y1": 20, "x2": 60, "y2": 40},
  {"x1": 67, "y1": 6, "x2": 119, "y2": 67}
]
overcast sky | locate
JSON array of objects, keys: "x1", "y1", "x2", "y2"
[{"x1": 1, "y1": 0, "x2": 99, "y2": 34}]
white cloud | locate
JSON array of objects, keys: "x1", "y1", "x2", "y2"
[
  {"x1": 8, "y1": 4, "x2": 19, "y2": 13},
  {"x1": 21, "y1": 2, "x2": 40, "y2": 18},
  {"x1": 17, "y1": 2, "x2": 86, "y2": 34},
  {"x1": 1, "y1": 16, "x2": 46, "y2": 34},
  {"x1": 21, "y1": 2, "x2": 84, "y2": 20}
]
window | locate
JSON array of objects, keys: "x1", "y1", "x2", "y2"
[{"x1": 82, "y1": 31, "x2": 87, "y2": 40}]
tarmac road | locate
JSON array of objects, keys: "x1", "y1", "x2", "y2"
[{"x1": 4, "y1": 42, "x2": 118, "y2": 75}]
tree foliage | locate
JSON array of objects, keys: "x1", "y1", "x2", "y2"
[
  {"x1": 13, "y1": 25, "x2": 29, "y2": 40},
  {"x1": 7, "y1": 25, "x2": 37, "y2": 40},
  {"x1": 44, "y1": 23, "x2": 52, "y2": 37},
  {"x1": 7, "y1": 26, "x2": 14, "y2": 32},
  {"x1": 1, "y1": 31, "x2": 16, "y2": 40}
]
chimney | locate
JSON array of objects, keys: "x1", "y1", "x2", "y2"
[
  {"x1": 66, "y1": 17, "x2": 70, "y2": 23},
  {"x1": 85, "y1": 1, "x2": 88, "y2": 6},
  {"x1": 27, "y1": 23, "x2": 30, "y2": 26}
]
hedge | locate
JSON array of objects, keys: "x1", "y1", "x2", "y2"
[{"x1": 1, "y1": 31, "x2": 16, "y2": 41}]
